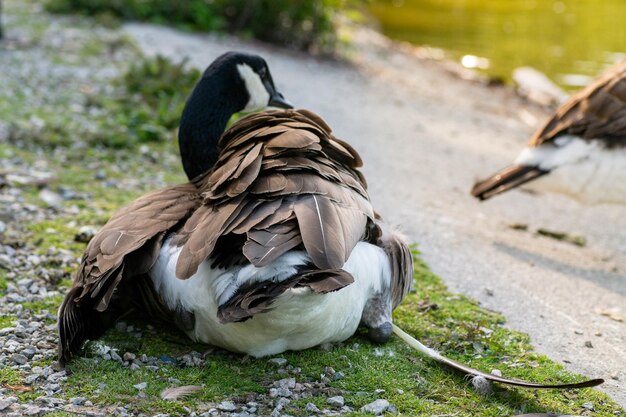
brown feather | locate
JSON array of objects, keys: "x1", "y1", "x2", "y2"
[{"x1": 530, "y1": 58, "x2": 626, "y2": 147}]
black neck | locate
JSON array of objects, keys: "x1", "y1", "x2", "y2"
[{"x1": 178, "y1": 70, "x2": 247, "y2": 181}]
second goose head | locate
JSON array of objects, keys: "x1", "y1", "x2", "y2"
[{"x1": 178, "y1": 52, "x2": 293, "y2": 181}]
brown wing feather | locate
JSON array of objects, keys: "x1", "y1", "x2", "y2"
[
  {"x1": 178, "y1": 109, "x2": 374, "y2": 280},
  {"x1": 58, "y1": 182, "x2": 201, "y2": 363},
  {"x1": 170, "y1": 109, "x2": 377, "y2": 325},
  {"x1": 530, "y1": 58, "x2": 626, "y2": 147}
]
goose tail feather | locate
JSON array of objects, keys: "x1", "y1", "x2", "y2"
[{"x1": 392, "y1": 324, "x2": 603, "y2": 390}]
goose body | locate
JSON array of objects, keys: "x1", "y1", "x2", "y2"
[
  {"x1": 471, "y1": 58, "x2": 626, "y2": 204},
  {"x1": 58, "y1": 53, "x2": 412, "y2": 364},
  {"x1": 152, "y1": 240, "x2": 392, "y2": 356}
]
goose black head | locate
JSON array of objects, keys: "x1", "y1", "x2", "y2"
[
  {"x1": 230, "y1": 52, "x2": 293, "y2": 111},
  {"x1": 179, "y1": 51, "x2": 293, "y2": 181}
]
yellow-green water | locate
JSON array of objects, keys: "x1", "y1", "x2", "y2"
[{"x1": 368, "y1": 0, "x2": 626, "y2": 90}]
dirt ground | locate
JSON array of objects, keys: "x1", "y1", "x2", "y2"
[{"x1": 124, "y1": 23, "x2": 625, "y2": 406}]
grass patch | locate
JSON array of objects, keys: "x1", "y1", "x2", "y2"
[
  {"x1": 0, "y1": 368, "x2": 23, "y2": 386},
  {"x1": 20, "y1": 294, "x2": 66, "y2": 316},
  {"x1": 0, "y1": 316, "x2": 17, "y2": 328},
  {"x1": 57, "y1": 252, "x2": 623, "y2": 416}
]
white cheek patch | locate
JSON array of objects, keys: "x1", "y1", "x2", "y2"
[
  {"x1": 237, "y1": 63, "x2": 270, "y2": 112},
  {"x1": 514, "y1": 135, "x2": 598, "y2": 170}
]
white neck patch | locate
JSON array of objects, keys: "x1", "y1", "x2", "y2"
[{"x1": 237, "y1": 63, "x2": 270, "y2": 112}]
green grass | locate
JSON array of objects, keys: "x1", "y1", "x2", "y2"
[{"x1": 0, "y1": 368, "x2": 23, "y2": 386}]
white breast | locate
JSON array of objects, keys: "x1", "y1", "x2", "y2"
[
  {"x1": 515, "y1": 136, "x2": 626, "y2": 204},
  {"x1": 149, "y1": 239, "x2": 391, "y2": 357}
]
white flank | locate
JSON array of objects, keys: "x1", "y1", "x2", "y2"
[
  {"x1": 237, "y1": 63, "x2": 270, "y2": 112},
  {"x1": 514, "y1": 136, "x2": 626, "y2": 204},
  {"x1": 150, "y1": 239, "x2": 392, "y2": 357}
]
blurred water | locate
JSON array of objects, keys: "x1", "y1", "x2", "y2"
[{"x1": 368, "y1": 0, "x2": 626, "y2": 90}]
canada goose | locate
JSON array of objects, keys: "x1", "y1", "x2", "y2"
[
  {"x1": 58, "y1": 51, "x2": 413, "y2": 363},
  {"x1": 471, "y1": 58, "x2": 626, "y2": 204},
  {"x1": 58, "y1": 52, "x2": 602, "y2": 391}
]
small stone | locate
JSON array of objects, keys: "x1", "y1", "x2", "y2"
[
  {"x1": 275, "y1": 378, "x2": 296, "y2": 389},
  {"x1": 39, "y1": 189, "x2": 63, "y2": 207},
  {"x1": 305, "y1": 403, "x2": 320, "y2": 413},
  {"x1": 0, "y1": 400, "x2": 13, "y2": 411},
  {"x1": 582, "y1": 402, "x2": 594, "y2": 410},
  {"x1": 269, "y1": 387, "x2": 292, "y2": 398},
  {"x1": 361, "y1": 399, "x2": 390, "y2": 415},
  {"x1": 12, "y1": 353, "x2": 28, "y2": 365},
  {"x1": 490, "y1": 369, "x2": 502, "y2": 377},
  {"x1": 333, "y1": 371, "x2": 345, "y2": 381},
  {"x1": 123, "y1": 352, "x2": 136, "y2": 362},
  {"x1": 218, "y1": 400, "x2": 237, "y2": 411},
  {"x1": 23, "y1": 405, "x2": 41, "y2": 416},
  {"x1": 269, "y1": 357, "x2": 287, "y2": 367},
  {"x1": 327, "y1": 396, "x2": 344, "y2": 407},
  {"x1": 584, "y1": 340, "x2": 593, "y2": 348},
  {"x1": 71, "y1": 397, "x2": 87, "y2": 406},
  {"x1": 133, "y1": 382, "x2": 147, "y2": 390}
]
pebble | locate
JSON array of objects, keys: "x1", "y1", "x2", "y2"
[
  {"x1": 11, "y1": 353, "x2": 28, "y2": 365},
  {"x1": 70, "y1": 397, "x2": 87, "y2": 406},
  {"x1": 218, "y1": 401, "x2": 237, "y2": 412},
  {"x1": 275, "y1": 378, "x2": 296, "y2": 390},
  {"x1": 268, "y1": 357, "x2": 288, "y2": 367},
  {"x1": 326, "y1": 396, "x2": 344, "y2": 407},
  {"x1": 582, "y1": 402, "x2": 594, "y2": 410},
  {"x1": 133, "y1": 382, "x2": 147, "y2": 390},
  {"x1": 361, "y1": 399, "x2": 390, "y2": 415},
  {"x1": 333, "y1": 371, "x2": 345, "y2": 381},
  {"x1": 0, "y1": 399, "x2": 14, "y2": 411},
  {"x1": 305, "y1": 402, "x2": 320, "y2": 413}
]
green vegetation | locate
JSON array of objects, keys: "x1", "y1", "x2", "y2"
[
  {"x1": 0, "y1": 368, "x2": 23, "y2": 386},
  {"x1": 86, "y1": 56, "x2": 201, "y2": 148},
  {"x1": 45, "y1": 0, "x2": 352, "y2": 54}
]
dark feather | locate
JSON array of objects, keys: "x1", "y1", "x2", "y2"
[{"x1": 471, "y1": 165, "x2": 549, "y2": 201}]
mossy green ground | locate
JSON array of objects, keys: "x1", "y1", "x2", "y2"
[{"x1": 0, "y1": 1, "x2": 624, "y2": 415}]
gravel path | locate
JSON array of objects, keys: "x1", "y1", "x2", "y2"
[{"x1": 124, "y1": 23, "x2": 626, "y2": 407}]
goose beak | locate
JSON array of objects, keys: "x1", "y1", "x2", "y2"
[{"x1": 269, "y1": 91, "x2": 293, "y2": 109}]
